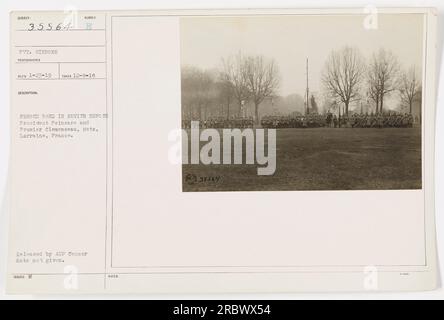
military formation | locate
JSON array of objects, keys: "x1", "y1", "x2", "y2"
[
  {"x1": 182, "y1": 117, "x2": 254, "y2": 129},
  {"x1": 341, "y1": 113, "x2": 415, "y2": 128},
  {"x1": 261, "y1": 112, "x2": 414, "y2": 129},
  {"x1": 261, "y1": 115, "x2": 327, "y2": 128},
  {"x1": 182, "y1": 112, "x2": 415, "y2": 129}
]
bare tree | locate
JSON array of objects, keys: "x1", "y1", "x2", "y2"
[
  {"x1": 221, "y1": 53, "x2": 251, "y2": 117},
  {"x1": 181, "y1": 66, "x2": 215, "y2": 120},
  {"x1": 181, "y1": 66, "x2": 198, "y2": 119},
  {"x1": 367, "y1": 62, "x2": 380, "y2": 114},
  {"x1": 367, "y1": 49, "x2": 400, "y2": 114},
  {"x1": 218, "y1": 73, "x2": 235, "y2": 119},
  {"x1": 399, "y1": 66, "x2": 421, "y2": 114},
  {"x1": 244, "y1": 55, "x2": 280, "y2": 124},
  {"x1": 322, "y1": 47, "x2": 365, "y2": 116},
  {"x1": 196, "y1": 71, "x2": 215, "y2": 120}
]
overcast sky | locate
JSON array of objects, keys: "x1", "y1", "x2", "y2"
[{"x1": 181, "y1": 14, "x2": 424, "y2": 108}]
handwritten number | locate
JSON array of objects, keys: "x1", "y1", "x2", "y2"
[{"x1": 27, "y1": 22, "x2": 73, "y2": 31}]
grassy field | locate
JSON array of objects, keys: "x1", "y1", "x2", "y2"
[{"x1": 182, "y1": 127, "x2": 422, "y2": 191}]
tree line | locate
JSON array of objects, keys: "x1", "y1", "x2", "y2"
[
  {"x1": 322, "y1": 46, "x2": 421, "y2": 116},
  {"x1": 181, "y1": 53, "x2": 279, "y2": 124},
  {"x1": 181, "y1": 48, "x2": 421, "y2": 124}
]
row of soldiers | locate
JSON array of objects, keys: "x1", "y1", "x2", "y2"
[
  {"x1": 182, "y1": 117, "x2": 255, "y2": 129},
  {"x1": 261, "y1": 113, "x2": 415, "y2": 129},
  {"x1": 261, "y1": 115, "x2": 327, "y2": 128},
  {"x1": 340, "y1": 113, "x2": 415, "y2": 128},
  {"x1": 182, "y1": 113, "x2": 415, "y2": 129}
]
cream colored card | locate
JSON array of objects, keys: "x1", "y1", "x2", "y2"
[{"x1": 7, "y1": 8, "x2": 438, "y2": 293}]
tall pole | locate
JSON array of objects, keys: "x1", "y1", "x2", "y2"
[
  {"x1": 306, "y1": 58, "x2": 309, "y2": 115},
  {"x1": 338, "y1": 104, "x2": 341, "y2": 128},
  {"x1": 271, "y1": 96, "x2": 274, "y2": 110}
]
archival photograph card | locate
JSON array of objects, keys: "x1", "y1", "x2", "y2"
[{"x1": 6, "y1": 8, "x2": 438, "y2": 294}]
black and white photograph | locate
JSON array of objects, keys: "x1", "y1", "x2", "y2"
[{"x1": 181, "y1": 14, "x2": 424, "y2": 192}]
